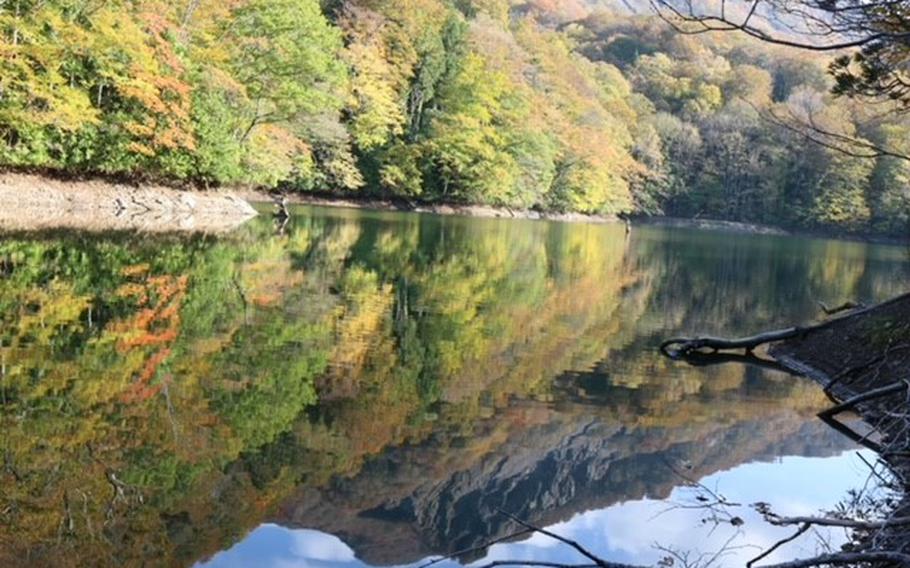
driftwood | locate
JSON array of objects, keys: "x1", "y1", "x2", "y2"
[
  {"x1": 659, "y1": 297, "x2": 876, "y2": 359},
  {"x1": 820, "y1": 381, "x2": 910, "y2": 418},
  {"x1": 814, "y1": 381, "x2": 910, "y2": 453},
  {"x1": 660, "y1": 327, "x2": 805, "y2": 359}
]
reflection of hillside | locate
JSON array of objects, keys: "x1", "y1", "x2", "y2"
[
  {"x1": 273, "y1": 224, "x2": 858, "y2": 565},
  {"x1": 0, "y1": 209, "x2": 904, "y2": 567},
  {"x1": 274, "y1": 360, "x2": 849, "y2": 566},
  {"x1": 629, "y1": 227, "x2": 909, "y2": 338}
]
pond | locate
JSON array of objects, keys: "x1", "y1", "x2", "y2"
[{"x1": 1, "y1": 206, "x2": 908, "y2": 567}]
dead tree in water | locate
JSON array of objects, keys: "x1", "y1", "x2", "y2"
[
  {"x1": 659, "y1": 314, "x2": 854, "y2": 360},
  {"x1": 658, "y1": 295, "x2": 898, "y2": 360},
  {"x1": 272, "y1": 193, "x2": 289, "y2": 219},
  {"x1": 271, "y1": 193, "x2": 290, "y2": 234}
]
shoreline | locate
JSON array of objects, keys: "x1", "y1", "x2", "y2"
[
  {"x1": 245, "y1": 190, "x2": 910, "y2": 245},
  {"x1": 0, "y1": 171, "x2": 905, "y2": 245},
  {"x1": 238, "y1": 189, "x2": 621, "y2": 224},
  {"x1": 647, "y1": 218, "x2": 910, "y2": 246},
  {"x1": 666, "y1": 293, "x2": 910, "y2": 565},
  {"x1": 640, "y1": 216, "x2": 910, "y2": 246},
  {"x1": 770, "y1": 294, "x2": 910, "y2": 558},
  {"x1": 633, "y1": 216, "x2": 789, "y2": 236}
]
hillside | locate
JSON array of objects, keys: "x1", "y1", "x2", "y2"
[{"x1": 1, "y1": 0, "x2": 907, "y2": 234}]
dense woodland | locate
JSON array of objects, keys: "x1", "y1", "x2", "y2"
[{"x1": 1, "y1": 0, "x2": 909, "y2": 233}]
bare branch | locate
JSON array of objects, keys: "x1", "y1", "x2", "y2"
[
  {"x1": 747, "y1": 523, "x2": 810, "y2": 568},
  {"x1": 764, "y1": 514, "x2": 910, "y2": 530},
  {"x1": 649, "y1": 0, "x2": 910, "y2": 52},
  {"x1": 755, "y1": 551, "x2": 910, "y2": 568},
  {"x1": 496, "y1": 509, "x2": 618, "y2": 568}
]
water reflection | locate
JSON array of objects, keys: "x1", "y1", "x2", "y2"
[
  {"x1": 0, "y1": 207, "x2": 907, "y2": 567},
  {"x1": 203, "y1": 451, "x2": 877, "y2": 568}
]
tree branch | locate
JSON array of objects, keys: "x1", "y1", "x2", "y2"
[
  {"x1": 747, "y1": 523, "x2": 810, "y2": 568},
  {"x1": 755, "y1": 551, "x2": 910, "y2": 568}
]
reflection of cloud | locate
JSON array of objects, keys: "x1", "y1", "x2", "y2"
[
  {"x1": 598, "y1": 500, "x2": 689, "y2": 555},
  {"x1": 519, "y1": 531, "x2": 564, "y2": 549},
  {"x1": 577, "y1": 496, "x2": 785, "y2": 564},
  {"x1": 198, "y1": 525, "x2": 360, "y2": 568},
  {"x1": 204, "y1": 451, "x2": 874, "y2": 568},
  {"x1": 509, "y1": 451, "x2": 873, "y2": 566},
  {"x1": 289, "y1": 530, "x2": 356, "y2": 562}
]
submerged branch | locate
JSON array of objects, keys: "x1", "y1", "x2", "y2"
[{"x1": 661, "y1": 347, "x2": 801, "y2": 375}]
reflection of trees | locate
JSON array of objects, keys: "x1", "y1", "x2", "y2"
[
  {"x1": 630, "y1": 227, "x2": 909, "y2": 337},
  {"x1": 0, "y1": 213, "x2": 904, "y2": 566}
]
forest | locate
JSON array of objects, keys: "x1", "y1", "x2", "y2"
[{"x1": 1, "y1": 0, "x2": 909, "y2": 234}]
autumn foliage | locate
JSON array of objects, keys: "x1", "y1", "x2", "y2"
[{"x1": 0, "y1": 0, "x2": 908, "y2": 228}]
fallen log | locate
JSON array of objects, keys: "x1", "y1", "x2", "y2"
[
  {"x1": 662, "y1": 350, "x2": 801, "y2": 374},
  {"x1": 660, "y1": 327, "x2": 804, "y2": 359},
  {"x1": 660, "y1": 293, "x2": 910, "y2": 360}
]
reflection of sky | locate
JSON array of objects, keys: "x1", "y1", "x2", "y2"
[{"x1": 199, "y1": 450, "x2": 877, "y2": 568}]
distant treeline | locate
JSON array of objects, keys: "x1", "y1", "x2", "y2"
[{"x1": 1, "y1": 0, "x2": 908, "y2": 233}]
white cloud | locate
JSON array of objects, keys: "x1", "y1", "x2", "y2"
[{"x1": 288, "y1": 529, "x2": 357, "y2": 562}]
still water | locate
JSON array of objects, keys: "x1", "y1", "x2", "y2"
[{"x1": 1, "y1": 206, "x2": 908, "y2": 567}]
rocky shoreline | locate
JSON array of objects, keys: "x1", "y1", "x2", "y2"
[
  {"x1": 771, "y1": 293, "x2": 910, "y2": 472},
  {"x1": 0, "y1": 173, "x2": 257, "y2": 233},
  {"x1": 661, "y1": 293, "x2": 910, "y2": 565}
]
